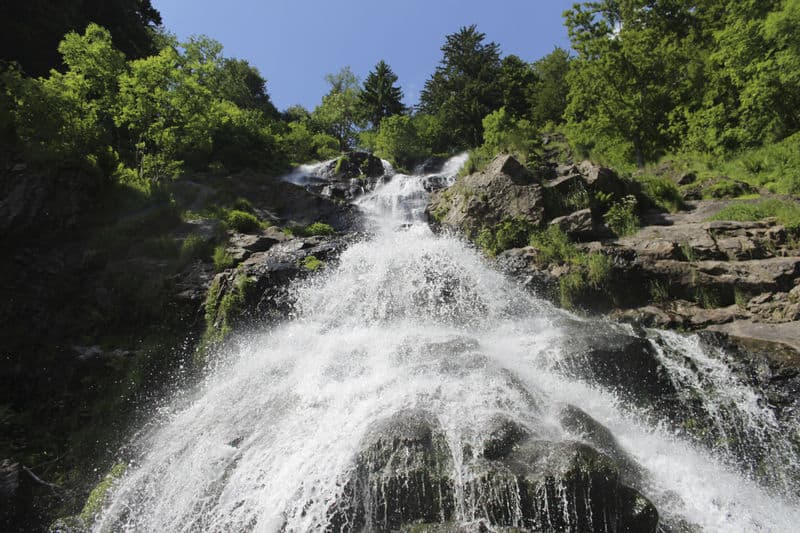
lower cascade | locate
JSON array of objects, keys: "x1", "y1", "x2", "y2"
[{"x1": 93, "y1": 155, "x2": 800, "y2": 532}]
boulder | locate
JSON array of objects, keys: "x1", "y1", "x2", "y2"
[
  {"x1": 328, "y1": 410, "x2": 455, "y2": 531},
  {"x1": 578, "y1": 161, "x2": 630, "y2": 197},
  {"x1": 427, "y1": 155, "x2": 544, "y2": 236},
  {"x1": 549, "y1": 208, "x2": 611, "y2": 241}
]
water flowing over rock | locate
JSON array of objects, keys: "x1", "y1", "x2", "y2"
[{"x1": 89, "y1": 154, "x2": 800, "y2": 532}]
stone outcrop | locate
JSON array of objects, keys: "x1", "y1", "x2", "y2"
[
  {"x1": 328, "y1": 409, "x2": 659, "y2": 532},
  {"x1": 427, "y1": 155, "x2": 545, "y2": 236}
]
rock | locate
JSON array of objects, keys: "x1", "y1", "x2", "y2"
[
  {"x1": 326, "y1": 151, "x2": 385, "y2": 180},
  {"x1": 206, "y1": 235, "x2": 349, "y2": 334},
  {"x1": 472, "y1": 440, "x2": 659, "y2": 532},
  {"x1": 543, "y1": 173, "x2": 584, "y2": 197},
  {"x1": 549, "y1": 208, "x2": 611, "y2": 241},
  {"x1": 329, "y1": 410, "x2": 455, "y2": 530},
  {"x1": 427, "y1": 155, "x2": 544, "y2": 236},
  {"x1": 416, "y1": 156, "x2": 448, "y2": 174},
  {"x1": 578, "y1": 160, "x2": 630, "y2": 197},
  {"x1": 559, "y1": 405, "x2": 645, "y2": 487},
  {"x1": 0, "y1": 168, "x2": 103, "y2": 239},
  {"x1": 559, "y1": 325, "x2": 678, "y2": 413},
  {"x1": 481, "y1": 415, "x2": 529, "y2": 460},
  {"x1": 675, "y1": 172, "x2": 697, "y2": 185},
  {"x1": 705, "y1": 320, "x2": 800, "y2": 356}
]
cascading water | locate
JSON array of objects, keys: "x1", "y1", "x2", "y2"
[{"x1": 95, "y1": 156, "x2": 800, "y2": 532}]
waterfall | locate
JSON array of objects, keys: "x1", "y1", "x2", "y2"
[{"x1": 94, "y1": 155, "x2": 800, "y2": 532}]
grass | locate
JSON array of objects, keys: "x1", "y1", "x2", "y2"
[
  {"x1": 212, "y1": 245, "x2": 235, "y2": 271},
  {"x1": 708, "y1": 198, "x2": 800, "y2": 232},
  {"x1": 527, "y1": 226, "x2": 615, "y2": 310},
  {"x1": 604, "y1": 195, "x2": 640, "y2": 237},
  {"x1": 635, "y1": 175, "x2": 686, "y2": 212},
  {"x1": 300, "y1": 222, "x2": 335, "y2": 236}
]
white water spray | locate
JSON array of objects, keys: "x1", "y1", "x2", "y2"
[{"x1": 95, "y1": 154, "x2": 800, "y2": 532}]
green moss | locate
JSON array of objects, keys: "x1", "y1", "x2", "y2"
[
  {"x1": 301, "y1": 255, "x2": 324, "y2": 271},
  {"x1": 334, "y1": 155, "x2": 348, "y2": 174},
  {"x1": 301, "y1": 221, "x2": 335, "y2": 236},
  {"x1": 650, "y1": 279, "x2": 670, "y2": 303},
  {"x1": 80, "y1": 462, "x2": 127, "y2": 523},
  {"x1": 225, "y1": 209, "x2": 261, "y2": 233},
  {"x1": 199, "y1": 272, "x2": 255, "y2": 361}
]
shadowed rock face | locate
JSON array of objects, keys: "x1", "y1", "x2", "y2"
[{"x1": 328, "y1": 409, "x2": 659, "y2": 532}]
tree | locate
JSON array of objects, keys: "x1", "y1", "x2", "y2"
[
  {"x1": 4, "y1": 24, "x2": 124, "y2": 171},
  {"x1": 312, "y1": 66, "x2": 363, "y2": 151},
  {"x1": 360, "y1": 60, "x2": 405, "y2": 128},
  {"x1": 530, "y1": 48, "x2": 571, "y2": 126},
  {"x1": 373, "y1": 115, "x2": 426, "y2": 168},
  {"x1": 0, "y1": 0, "x2": 162, "y2": 76},
  {"x1": 419, "y1": 25, "x2": 503, "y2": 150},
  {"x1": 564, "y1": 0, "x2": 697, "y2": 166},
  {"x1": 498, "y1": 55, "x2": 537, "y2": 119}
]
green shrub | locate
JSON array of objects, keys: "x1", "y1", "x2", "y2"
[
  {"x1": 301, "y1": 222, "x2": 335, "y2": 236},
  {"x1": 637, "y1": 175, "x2": 685, "y2": 212},
  {"x1": 604, "y1": 195, "x2": 640, "y2": 237},
  {"x1": 529, "y1": 226, "x2": 580, "y2": 264},
  {"x1": 585, "y1": 253, "x2": 612, "y2": 288},
  {"x1": 650, "y1": 280, "x2": 670, "y2": 303},
  {"x1": 225, "y1": 210, "x2": 261, "y2": 233},
  {"x1": 212, "y1": 245, "x2": 235, "y2": 272},
  {"x1": 475, "y1": 217, "x2": 535, "y2": 256}
]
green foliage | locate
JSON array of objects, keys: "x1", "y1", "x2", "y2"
[
  {"x1": 636, "y1": 175, "x2": 686, "y2": 213},
  {"x1": 201, "y1": 272, "x2": 254, "y2": 355},
  {"x1": 529, "y1": 225, "x2": 582, "y2": 264},
  {"x1": 312, "y1": 66, "x2": 363, "y2": 151},
  {"x1": 0, "y1": 0, "x2": 161, "y2": 77},
  {"x1": 604, "y1": 195, "x2": 640, "y2": 237},
  {"x1": 650, "y1": 280, "x2": 670, "y2": 303},
  {"x1": 300, "y1": 222, "x2": 335, "y2": 236},
  {"x1": 709, "y1": 199, "x2": 800, "y2": 232},
  {"x1": 419, "y1": 25, "x2": 503, "y2": 150},
  {"x1": 529, "y1": 48, "x2": 571, "y2": 126},
  {"x1": 80, "y1": 462, "x2": 127, "y2": 523},
  {"x1": 373, "y1": 114, "x2": 427, "y2": 168},
  {"x1": 526, "y1": 226, "x2": 615, "y2": 310},
  {"x1": 225, "y1": 210, "x2": 261, "y2": 233},
  {"x1": 301, "y1": 255, "x2": 324, "y2": 271},
  {"x1": 475, "y1": 217, "x2": 536, "y2": 256},
  {"x1": 360, "y1": 60, "x2": 405, "y2": 128},
  {"x1": 212, "y1": 245, "x2": 235, "y2": 272}
]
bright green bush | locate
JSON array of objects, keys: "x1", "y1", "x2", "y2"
[
  {"x1": 212, "y1": 245, "x2": 235, "y2": 271},
  {"x1": 301, "y1": 222, "x2": 335, "y2": 236},
  {"x1": 604, "y1": 195, "x2": 640, "y2": 237},
  {"x1": 225, "y1": 210, "x2": 261, "y2": 233}
]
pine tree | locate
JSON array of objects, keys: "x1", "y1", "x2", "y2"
[
  {"x1": 360, "y1": 60, "x2": 405, "y2": 128},
  {"x1": 419, "y1": 25, "x2": 502, "y2": 150}
]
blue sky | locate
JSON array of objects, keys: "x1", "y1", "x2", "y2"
[{"x1": 152, "y1": 0, "x2": 575, "y2": 111}]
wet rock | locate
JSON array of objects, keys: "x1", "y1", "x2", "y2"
[
  {"x1": 560, "y1": 325, "x2": 678, "y2": 413},
  {"x1": 329, "y1": 410, "x2": 455, "y2": 530},
  {"x1": 559, "y1": 405, "x2": 645, "y2": 487},
  {"x1": 465, "y1": 440, "x2": 658, "y2": 532},
  {"x1": 482, "y1": 415, "x2": 530, "y2": 460},
  {"x1": 427, "y1": 155, "x2": 544, "y2": 237}
]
